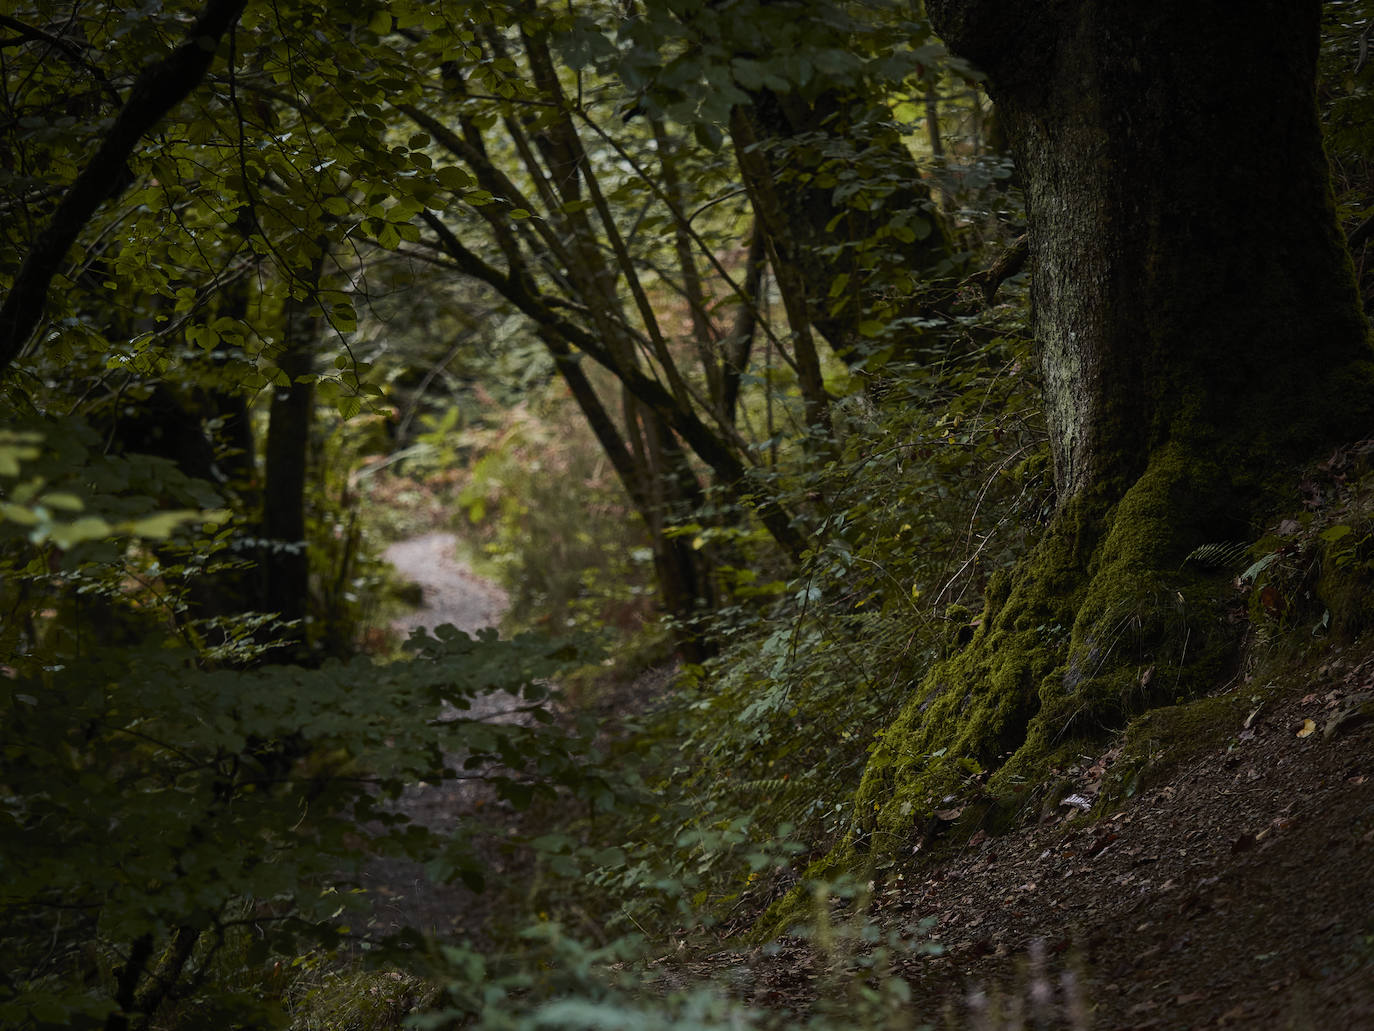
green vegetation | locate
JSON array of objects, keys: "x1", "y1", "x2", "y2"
[{"x1": 3, "y1": 0, "x2": 1373, "y2": 1027}]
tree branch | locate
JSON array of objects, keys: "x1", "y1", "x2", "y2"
[
  {"x1": 419, "y1": 211, "x2": 807, "y2": 560},
  {"x1": 0, "y1": 0, "x2": 248, "y2": 377}
]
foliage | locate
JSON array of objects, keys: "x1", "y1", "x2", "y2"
[
  {"x1": 0, "y1": 0, "x2": 1052, "y2": 1024},
  {"x1": 512, "y1": 318, "x2": 1044, "y2": 946},
  {"x1": 409, "y1": 888, "x2": 949, "y2": 1031},
  {"x1": 0, "y1": 616, "x2": 601, "y2": 1028},
  {"x1": 452, "y1": 393, "x2": 661, "y2": 637}
]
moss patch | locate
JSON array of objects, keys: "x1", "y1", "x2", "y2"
[
  {"x1": 872, "y1": 445, "x2": 1237, "y2": 844},
  {"x1": 762, "y1": 443, "x2": 1249, "y2": 935},
  {"x1": 1099, "y1": 692, "x2": 1246, "y2": 805}
]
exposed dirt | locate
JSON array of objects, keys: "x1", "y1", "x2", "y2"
[
  {"x1": 672, "y1": 643, "x2": 1374, "y2": 1030},
  {"x1": 382, "y1": 532, "x2": 508, "y2": 642},
  {"x1": 362, "y1": 533, "x2": 515, "y2": 939}
]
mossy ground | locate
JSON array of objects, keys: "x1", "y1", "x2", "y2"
[{"x1": 766, "y1": 435, "x2": 1374, "y2": 936}]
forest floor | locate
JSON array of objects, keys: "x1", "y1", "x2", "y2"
[
  {"x1": 672, "y1": 645, "x2": 1374, "y2": 1030},
  {"x1": 361, "y1": 533, "x2": 512, "y2": 938},
  {"x1": 378, "y1": 532, "x2": 1374, "y2": 1030}
]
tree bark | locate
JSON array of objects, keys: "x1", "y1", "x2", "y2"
[
  {"x1": 740, "y1": 90, "x2": 957, "y2": 368},
  {"x1": 844, "y1": 0, "x2": 1374, "y2": 861},
  {"x1": 928, "y1": 0, "x2": 1372, "y2": 502},
  {"x1": 261, "y1": 268, "x2": 320, "y2": 659}
]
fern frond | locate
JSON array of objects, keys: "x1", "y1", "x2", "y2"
[{"x1": 1181, "y1": 540, "x2": 1251, "y2": 569}]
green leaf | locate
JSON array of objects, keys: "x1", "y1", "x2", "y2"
[
  {"x1": 376, "y1": 222, "x2": 401, "y2": 250},
  {"x1": 48, "y1": 516, "x2": 114, "y2": 549},
  {"x1": 692, "y1": 121, "x2": 723, "y2": 152},
  {"x1": 436, "y1": 166, "x2": 474, "y2": 191},
  {"x1": 1, "y1": 502, "x2": 39, "y2": 526},
  {"x1": 38, "y1": 492, "x2": 84, "y2": 512},
  {"x1": 119, "y1": 510, "x2": 205, "y2": 539}
]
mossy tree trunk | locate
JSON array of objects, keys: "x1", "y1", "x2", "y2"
[{"x1": 848, "y1": 0, "x2": 1374, "y2": 859}]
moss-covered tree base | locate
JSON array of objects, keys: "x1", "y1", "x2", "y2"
[
  {"x1": 858, "y1": 441, "x2": 1241, "y2": 839},
  {"x1": 762, "y1": 443, "x2": 1252, "y2": 933},
  {"x1": 764, "y1": 427, "x2": 1374, "y2": 938}
]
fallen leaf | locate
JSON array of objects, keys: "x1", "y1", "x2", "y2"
[
  {"x1": 1217, "y1": 1002, "x2": 1249, "y2": 1024},
  {"x1": 1259, "y1": 585, "x2": 1287, "y2": 615}
]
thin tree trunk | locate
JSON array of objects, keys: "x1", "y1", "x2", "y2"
[
  {"x1": 729, "y1": 106, "x2": 830, "y2": 433},
  {"x1": 737, "y1": 89, "x2": 956, "y2": 368},
  {"x1": 722, "y1": 222, "x2": 767, "y2": 427},
  {"x1": 652, "y1": 117, "x2": 724, "y2": 409},
  {"x1": 261, "y1": 261, "x2": 321, "y2": 658}
]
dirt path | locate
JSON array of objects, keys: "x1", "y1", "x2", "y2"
[
  {"x1": 681, "y1": 649, "x2": 1374, "y2": 1030},
  {"x1": 364, "y1": 533, "x2": 514, "y2": 938},
  {"x1": 383, "y1": 532, "x2": 508, "y2": 640}
]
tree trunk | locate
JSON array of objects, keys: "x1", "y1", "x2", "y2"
[
  {"x1": 847, "y1": 0, "x2": 1374, "y2": 859},
  {"x1": 0, "y1": 0, "x2": 247, "y2": 375},
  {"x1": 739, "y1": 91, "x2": 957, "y2": 368},
  {"x1": 261, "y1": 286, "x2": 318, "y2": 660},
  {"x1": 929, "y1": 0, "x2": 1370, "y2": 502}
]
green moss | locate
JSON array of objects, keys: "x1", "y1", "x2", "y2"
[
  {"x1": 1315, "y1": 526, "x2": 1374, "y2": 640},
  {"x1": 289, "y1": 968, "x2": 435, "y2": 1031},
  {"x1": 1098, "y1": 693, "x2": 1245, "y2": 806},
  {"x1": 864, "y1": 445, "x2": 1239, "y2": 843},
  {"x1": 762, "y1": 443, "x2": 1250, "y2": 939}
]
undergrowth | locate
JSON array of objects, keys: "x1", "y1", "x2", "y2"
[{"x1": 503, "y1": 317, "x2": 1047, "y2": 949}]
